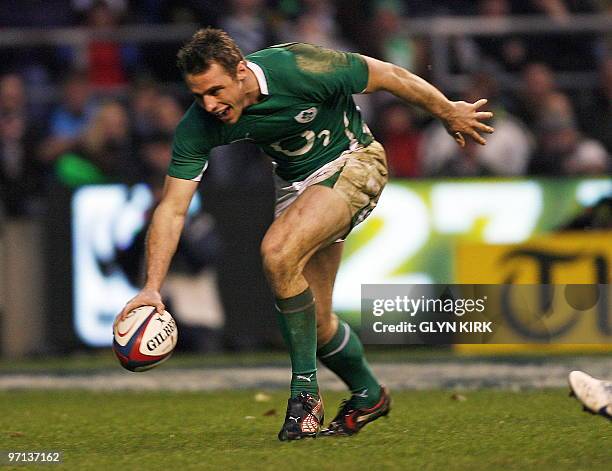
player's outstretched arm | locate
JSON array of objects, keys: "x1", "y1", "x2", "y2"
[
  {"x1": 117, "y1": 176, "x2": 199, "y2": 321},
  {"x1": 361, "y1": 55, "x2": 494, "y2": 147}
]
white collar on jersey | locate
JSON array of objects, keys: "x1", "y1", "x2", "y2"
[{"x1": 246, "y1": 61, "x2": 269, "y2": 96}]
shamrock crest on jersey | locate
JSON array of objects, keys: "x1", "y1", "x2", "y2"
[{"x1": 294, "y1": 107, "x2": 318, "y2": 123}]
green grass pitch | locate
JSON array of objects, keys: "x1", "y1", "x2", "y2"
[{"x1": 0, "y1": 389, "x2": 609, "y2": 470}]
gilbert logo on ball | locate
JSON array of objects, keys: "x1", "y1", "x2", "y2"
[{"x1": 113, "y1": 306, "x2": 178, "y2": 372}]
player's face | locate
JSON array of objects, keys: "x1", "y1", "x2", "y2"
[{"x1": 185, "y1": 61, "x2": 248, "y2": 124}]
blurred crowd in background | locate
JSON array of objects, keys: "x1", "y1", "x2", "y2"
[{"x1": 0, "y1": 0, "x2": 611, "y2": 219}]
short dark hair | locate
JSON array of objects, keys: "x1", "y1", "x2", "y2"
[{"x1": 177, "y1": 28, "x2": 244, "y2": 77}]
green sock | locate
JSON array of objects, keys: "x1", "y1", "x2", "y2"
[
  {"x1": 276, "y1": 288, "x2": 319, "y2": 398},
  {"x1": 317, "y1": 320, "x2": 381, "y2": 408}
]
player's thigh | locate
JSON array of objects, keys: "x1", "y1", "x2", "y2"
[
  {"x1": 263, "y1": 140, "x2": 388, "y2": 270},
  {"x1": 262, "y1": 184, "x2": 352, "y2": 267}
]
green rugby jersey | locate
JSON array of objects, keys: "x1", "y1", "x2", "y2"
[{"x1": 169, "y1": 43, "x2": 374, "y2": 183}]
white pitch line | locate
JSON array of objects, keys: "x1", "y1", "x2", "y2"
[{"x1": 1, "y1": 359, "x2": 611, "y2": 391}]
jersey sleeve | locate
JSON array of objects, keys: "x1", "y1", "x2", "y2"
[
  {"x1": 168, "y1": 104, "x2": 218, "y2": 182},
  {"x1": 280, "y1": 44, "x2": 369, "y2": 101}
]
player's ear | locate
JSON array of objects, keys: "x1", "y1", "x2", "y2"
[{"x1": 235, "y1": 61, "x2": 248, "y2": 80}]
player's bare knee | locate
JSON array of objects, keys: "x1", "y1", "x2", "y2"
[
  {"x1": 262, "y1": 251, "x2": 291, "y2": 282},
  {"x1": 261, "y1": 238, "x2": 300, "y2": 283}
]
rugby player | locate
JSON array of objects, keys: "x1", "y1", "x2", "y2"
[{"x1": 118, "y1": 28, "x2": 494, "y2": 441}]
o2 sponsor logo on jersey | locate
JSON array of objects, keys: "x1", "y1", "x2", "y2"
[{"x1": 294, "y1": 107, "x2": 318, "y2": 123}]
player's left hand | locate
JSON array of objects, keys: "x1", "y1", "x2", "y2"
[{"x1": 443, "y1": 99, "x2": 495, "y2": 147}]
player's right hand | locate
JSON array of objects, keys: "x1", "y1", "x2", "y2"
[
  {"x1": 116, "y1": 288, "x2": 165, "y2": 328},
  {"x1": 443, "y1": 98, "x2": 495, "y2": 147}
]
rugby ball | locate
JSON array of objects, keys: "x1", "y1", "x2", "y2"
[{"x1": 113, "y1": 306, "x2": 178, "y2": 372}]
